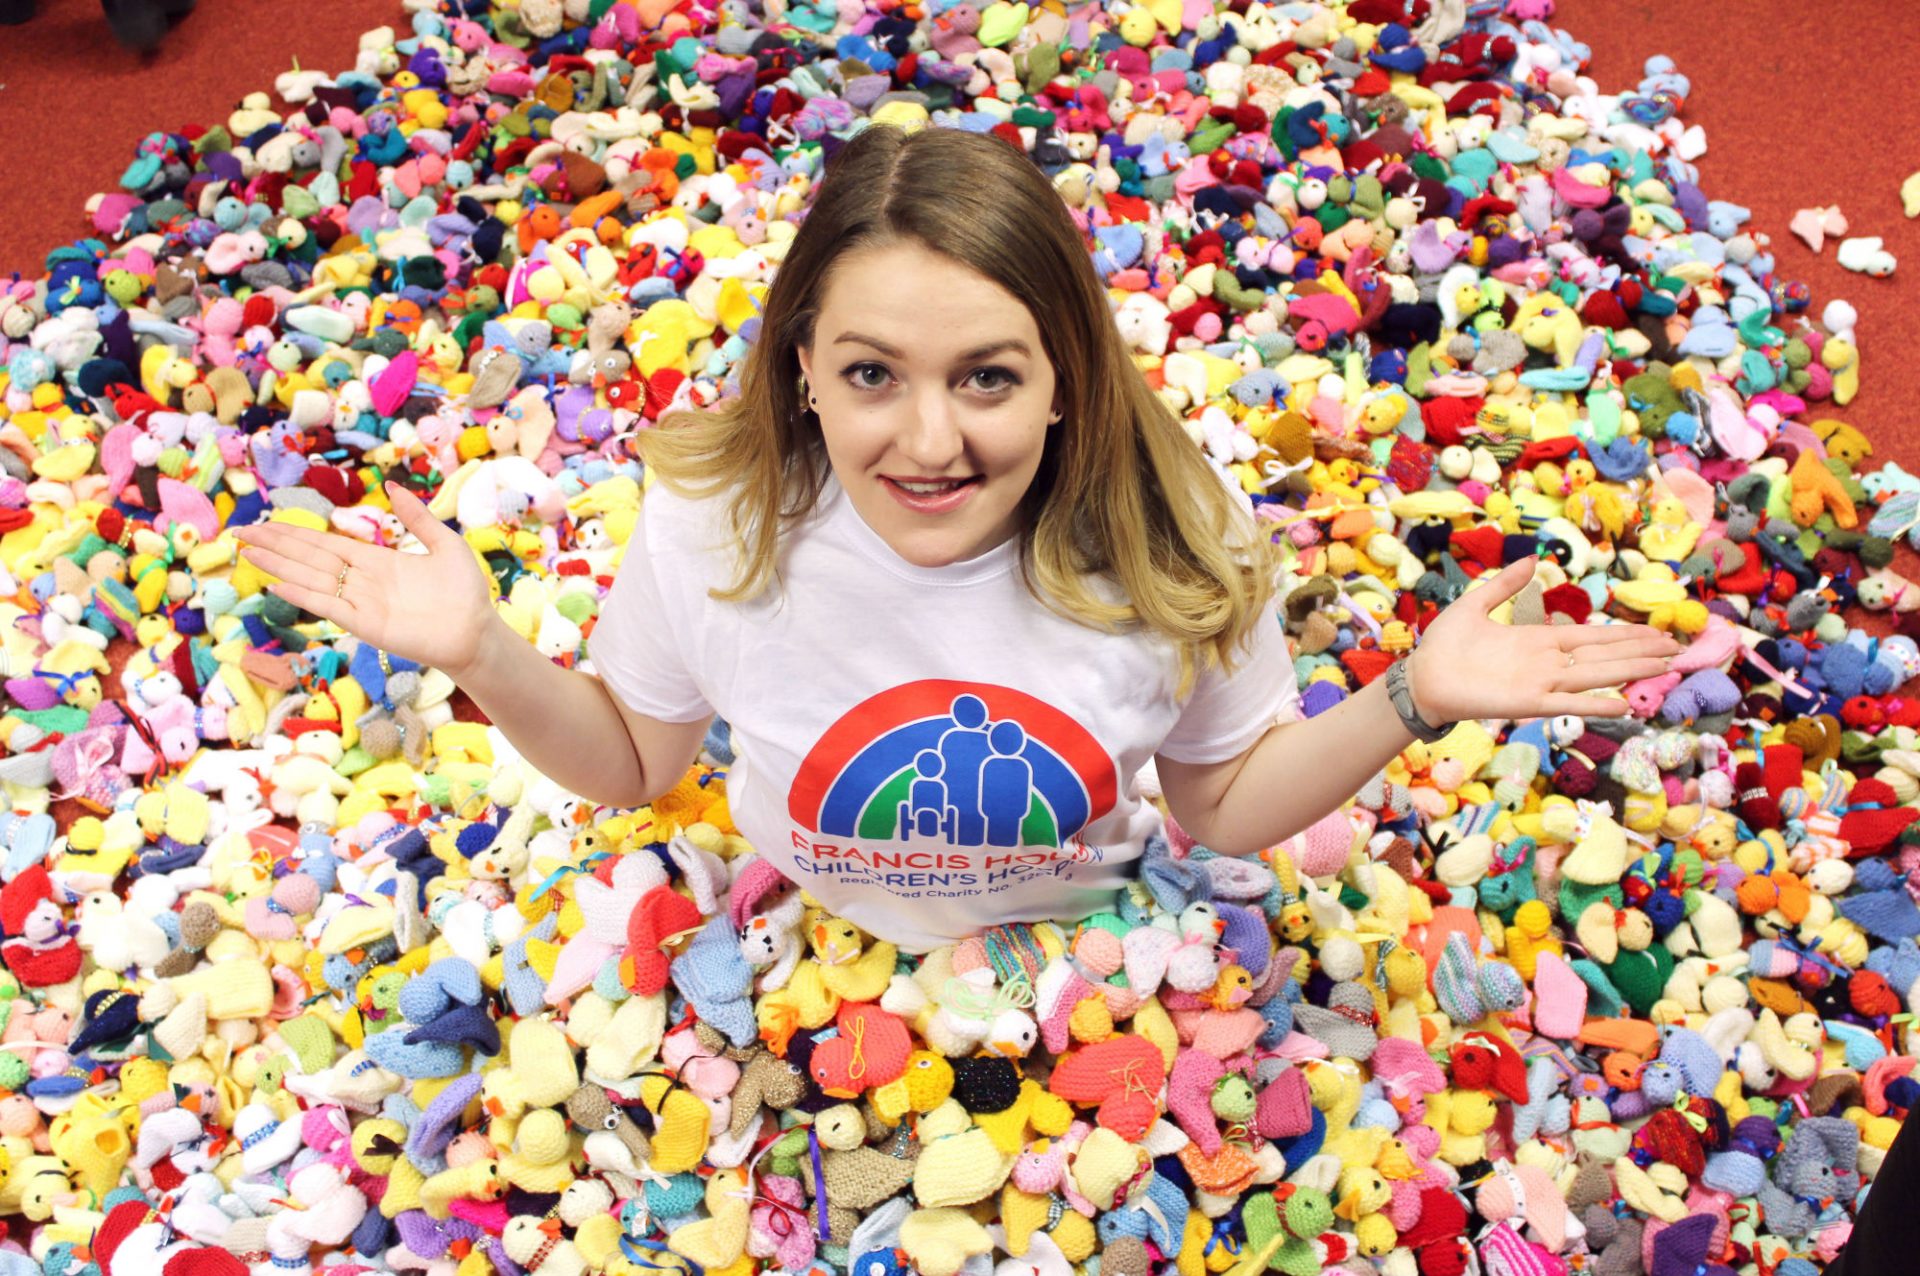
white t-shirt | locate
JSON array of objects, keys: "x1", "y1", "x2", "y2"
[{"x1": 586, "y1": 465, "x2": 1302, "y2": 952}]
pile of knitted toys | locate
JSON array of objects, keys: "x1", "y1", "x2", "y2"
[{"x1": 1, "y1": 0, "x2": 1918, "y2": 1273}]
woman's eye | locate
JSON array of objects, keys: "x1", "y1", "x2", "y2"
[{"x1": 842, "y1": 364, "x2": 1021, "y2": 394}]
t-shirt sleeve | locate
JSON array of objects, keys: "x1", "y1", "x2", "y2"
[
  {"x1": 1155, "y1": 608, "x2": 1301, "y2": 764},
  {"x1": 585, "y1": 487, "x2": 716, "y2": 724}
]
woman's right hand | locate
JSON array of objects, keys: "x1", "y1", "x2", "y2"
[{"x1": 231, "y1": 481, "x2": 499, "y2": 677}]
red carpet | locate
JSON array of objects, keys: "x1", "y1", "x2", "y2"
[
  {"x1": 2, "y1": 0, "x2": 1912, "y2": 458},
  {"x1": 0, "y1": 0, "x2": 1913, "y2": 468}
]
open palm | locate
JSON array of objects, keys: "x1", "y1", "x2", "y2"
[
  {"x1": 232, "y1": 481, "x2": 496, "y2": 676},
  {"x1": 1408, "y1": 557, "x2": 1684, "y2": 724}
]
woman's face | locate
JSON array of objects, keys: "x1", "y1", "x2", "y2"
[{"x1": 797, "y1": 241, "x2": 1061, "y2": 570}]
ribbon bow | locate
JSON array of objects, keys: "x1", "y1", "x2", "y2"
[
  {"x1": 53, "y1": 731, "x2": 120, "y2": 803},
  {"x1": 1571, "y1": 797, "x2": 1615, "y2": 841}
]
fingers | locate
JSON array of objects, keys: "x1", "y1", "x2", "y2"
[
  {"x1": 1570, "y1": 634, "x2": 1685, "y2": 664},
  {"x1": 1559, "y1": 623, "x2": 1684, "y2": 653},
  {"x1": 1561, "y1": 656, "x2": 1677, "y2": 693},
  {"x1": 238, "y1": 543, "x2": 345, "y2": 597},
  {"x1": 1541, "y1": 693, "x2": 1632, "y2": 718},
  {"x1": 1473, "y1": 558, "x2": 1539, "y2": 614},
  {"x1": 385, "y1": 481, "x2": 457, "y2": 551},
  {"x1": 233, "y1": 519, "x2": 382, "y2": 570},
  {"x1": 262, "y1": 579, "x2": 358, "y2": 629}
]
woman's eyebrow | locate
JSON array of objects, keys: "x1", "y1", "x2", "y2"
[{"x1": 832, "y1": 332, "x2": 1032, "y2": 362}]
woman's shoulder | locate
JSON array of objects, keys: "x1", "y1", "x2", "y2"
[{"x1": 640, "y1": 471, "x2": 735, "y2": 544}]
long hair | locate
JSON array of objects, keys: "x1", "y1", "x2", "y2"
[{"x1": 632, "y1": 123, "x2": 1284, "y2": 700}]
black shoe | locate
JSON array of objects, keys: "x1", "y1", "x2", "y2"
[
  {"x1": 0, "y1": 0, "x2": 36, "y2": 26},
  {"x1": 102, "y1": 0, "x2": 166, "y2": 47}
]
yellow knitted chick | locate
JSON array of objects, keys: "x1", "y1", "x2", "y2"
[
  {"x1": 809, "y1": 916, "x2": 897, "y2": 1003},
  {"x1": 1502, "y1": 900, "x2": 1562, "y2": 981},
  {"x1": 47, "y1": 1094, "x2": 134, "y2": 1198},
  {"x1": 899, "y1": 1207, "x2": 993, "y2": 1276},
  {"x1": 667, "y1": 1166, "x2": 750, "y2": 1270},
  {"x1": 1000, "y1": 1138, "x2": 1074, "y2": 1257},
  {"x1": 912, "y1": 1099, "x2": 1015, "y2": 1209},
  {"x1": 1638, "y1": 497, "x2": 1699, "y2": 562},
  {"x1": 574, "y1": 1212, "x2": 625, "y2": 1273},
  {"x1": 381, "y1": 1156, "x2": 427, "y2": 1218},
  {"x1": 971, "y1": 1078, "x2": 1074, "y2": 1156},
  {"x1": 637, "y1": 1072, "x2": 711, "y2": 1173},
  {"x1": 1424, "y1": 1088, "x2": 1498, "y2": 1166},
  {"x1": 502, "y1": 1109, "x2": 577, "y2": 1194},
  {"x1": 755, "y1": 917, "x2": 853, "y2": 1051},
  {"x1": 871, "y1": 1051, "x2": 954, "y2": 1126},
  {"x1": 1333, "y1": 1160, "x2": 1396, "y2": 1257},
  {"x1": 1178, "y1": 1209, "x2": 1241, "y2": 1275},
  {"x1": 421, "y1": 1159, "x2": 505, "y2": 1219}
]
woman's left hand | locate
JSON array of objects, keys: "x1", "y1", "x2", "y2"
[{"x1": 1406, "y1": 557, "x2": 1684, "y2": 724}]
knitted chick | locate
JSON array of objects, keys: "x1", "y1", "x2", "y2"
[
  {"x1": 810, "y1": 916, "x2": 898, "y2": 1002},
  {"x1": 872, "y1": 1051, "x2": 955, "y2": 1125},
  {"x1": 726, "y1": 1049, "x2": 808, "y2": 1139},
  {"x1": 999, "y1": 1138, "x2": 1094, "y2": 1261},
  {"x1": 502, "y1": 1109, "x2": 576, "y2": 1193},
  {"x1": 348, "y1": 1116, "x2": 408, "y2": 1181},
  {"x1": 882, "y1": 950, "x2": 1036, "y2": 1059},
  {"x1": 420, "y1": 1158, "x2": 505, "y2": 1219},
  {"x1": 754, "y1": 925, "x2": 847, "y2": 1053},
  {"x1": 1502, "y1": 899, "x2": 1563, "y2": 981},
  {"x1": 912, "y1": 1098, "x2": 1017, "y2": 1208},
  {"x1": 971, "y1": 1077, "x2": 1075, "y2": 1155},
  {"x1": 667, "y1": 1165, "x2": 751, "y2": 1270},
  {"x1": 899, "y1": 1206, "x2": 993, "y2": 1276},
  {"x1": 503, "y1": 1216, "x2": 587, "y2": 1276},
  {"x1": 636, "y1": 1071, "x2": 712, "y2": 1173}
]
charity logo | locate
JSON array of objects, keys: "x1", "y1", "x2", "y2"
[{"x1": 788, "y1": 681, "x2": 1118, "y2": 849}]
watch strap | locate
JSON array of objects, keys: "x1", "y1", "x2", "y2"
[{"x1": 1386, "y1": 656, "x2": 1451, "y2": 742}]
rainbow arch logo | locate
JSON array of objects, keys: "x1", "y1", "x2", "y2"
[{"x1": 788, "y1": 681, "x2": 1118, "y2": 849}]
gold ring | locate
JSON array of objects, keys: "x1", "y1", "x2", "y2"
[
  {"x1": 335, "y1": 565, "x2": 349, "y2": 598},
  {"x1": 1565, "y1": 650, "x2": 1576, "y2": 668}
]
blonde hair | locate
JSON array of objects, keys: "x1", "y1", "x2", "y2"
[{"x1": 633, "y1": 123, "x2": 1284, "y2": 701}]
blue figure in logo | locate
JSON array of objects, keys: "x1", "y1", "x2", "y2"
[
  {"x1": 902, "y1": 749, "x2": 958, "y2": 842},
  {"x1": 980, "y1": 721, "x2": 1032, "y2": 847},
  {"x1": 933, "y1": 695, "x2": 993, "y2": 845},
  {"x1": 894, "y1": 694, "x2": 1045, "y2": 847}
]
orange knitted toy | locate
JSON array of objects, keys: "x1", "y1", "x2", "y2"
[
  {"x1": 810, "y1": 1001, "x2": 912, "y2": 1099},
  {"x1": 1047, "y1": 1034, "x2": 1167, "y2": 1141}
]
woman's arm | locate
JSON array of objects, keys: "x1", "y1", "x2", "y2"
[
  {"x1": 451, "y1": 612, "x2": 709, "y2": 810},
  {"x1": 1163, "y1": 676, "x2": 1413, "y2": 856},
  {"x1": 1164, "y1": 559, "x2": 1681, "y2": 856}
]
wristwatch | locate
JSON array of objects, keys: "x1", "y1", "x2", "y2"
[{"x1": 1385, "y1": 654, "x2": 1452, "y2": 742}]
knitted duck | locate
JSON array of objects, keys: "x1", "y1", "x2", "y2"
[
  {"x1": 636, "y1": 1070, "x2": 712, "y2": 1173},
  {"x1": 811, "y1": 916, "x2": 898, "y2": 1002},
  {"x1": 753, "y1": 913, "x2": 889, "y2": 1051},
  {"x1": 503, "y1": 1216, "x2": 588, "y2": 1276},
  {"x1": 808, "y1": 1001, "x2": 912, "y2": 1099},
  {"x1": 883, "y1": 950, "x2": 1037, "y2": 1059},
  {"x1": 871, "y1": 1050, "x2": 955, "y2": 1125},
  {"x1": 1000, "y1": 1138, "x2": 1097, "y2": 1262},
  {"x1": 912, "y1": 1098, "x2": 1017, "y2": 1209}
]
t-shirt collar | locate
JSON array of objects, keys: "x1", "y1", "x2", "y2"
[{"x1": 822, "y1": 467, "x2": 1019, "y2": 586}]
